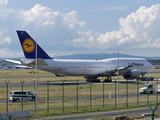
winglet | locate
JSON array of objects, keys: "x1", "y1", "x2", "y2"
[{"x1": 17, "y1": 30, "x2": 52, "y2": 59}]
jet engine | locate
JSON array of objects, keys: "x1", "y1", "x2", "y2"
[{"x1": 123, "y1": 69, "x2": 140, "y2": 79}]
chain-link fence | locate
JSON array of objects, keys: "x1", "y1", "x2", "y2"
[{"x1": 1, "y1": 78, "x2": 160, "y2": 119}]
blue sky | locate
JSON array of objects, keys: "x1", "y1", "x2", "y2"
[{"x1": 0, "y1": 0, "x2": 160, "y2": 58}]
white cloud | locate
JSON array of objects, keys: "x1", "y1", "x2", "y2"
[
  {"x1": 63, "y1": 11, "x2": 86, "y2": 29},
  {"x1": 0, "y1": 3, "x2": 86, "y2": 57},
  {"x1": 96, "y1": 4, "x2": 160, "y2": 50},
  {"x1": 0, "y1": 3, "x2": 160, "y2": 57},
  {"x1": 0, "y1": 0, "x2": 8, "y2": 10},
  {"x1": 121, "y1": 4, "x2": 160, "y2": 48},
  {"x1": 20, "y1": 4, "x2": 85, "y2": 30},
  {"x1": 71, "y1": 31, "x2": 99, "y2": 48},
  {"x1": 67, "y1": 4, "x2": 160, "y2": 56},
  {"x1": 0, "y1": 0, "x2": 8, "y2": 5},
  {"x1": 0, "y1": 48, "x2": 22, "y2": 58},
  {"x1": 4, "y1": 37, "x2": 11, "y2": 43}
]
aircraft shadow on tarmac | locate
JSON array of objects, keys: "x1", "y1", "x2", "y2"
[
  {"x1": 38, "y1": 80, "x2": 151, "y2": 86},
  {"x1": 39, "y1": 82, "x2": 89, "y2": 86}
]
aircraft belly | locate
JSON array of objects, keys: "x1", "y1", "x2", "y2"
[
  {"x1": 38, "y1": 65, "x2": 91, "y2": 76},
  {"x1": 56, "y1": 68, "x2": 89, "y2": 76},
  {"x1": 55, "y1": 67, "x2": 103, "y2": 77}
]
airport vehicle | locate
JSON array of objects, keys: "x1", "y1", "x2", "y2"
[
  {"x1": 9, "y1": 91, "x2": 35, "y2": 102},
  {"x1": 155, "y1": 84, "x2": 160, "y2": 93},
  {"x1": 14, "y1": 30, "x2": 153, "y2": 82},
  {"x1": 139, "y1": 83, "x2": 154, "y2": 94}
]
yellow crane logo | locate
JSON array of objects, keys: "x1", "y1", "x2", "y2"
[{"x1": 23, "y1": 38, "x2": 35, "y2": 53}]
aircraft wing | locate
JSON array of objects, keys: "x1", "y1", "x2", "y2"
[
  {"x1": 99, "y1": 65, "x2": 133, "y2": 76},
  {"x1": 118, "y1": 65, "x2": 133, "y2": 74}
]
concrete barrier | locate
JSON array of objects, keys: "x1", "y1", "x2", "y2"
[
  {"x1": 112, "y1": 115, "x2": 128, "y2": 120},
  {"x1": 0, "y1": 111, "x2": 30, "y2": 119},
  {"x1": 141, "y1": 113, "x2": 151, "y2": 117}
]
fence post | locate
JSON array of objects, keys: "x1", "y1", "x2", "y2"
[
  {"x1": 114, "y1": 79, "x2": 117, "y2": 108},
  {"x1": 0, "y1": 114, "x2": 2, "y2": 120},
  {"x1": 46, "y1": 80, "x2": 50, "y2": 112},
  {"x1": 33, "y1": 79, "x2": 38, "y2": 116},
  {"x1": 147, "y1": 101, "x2": 160, "y2": 120},
  {"x1": 0, "y1": 114, "x2": 3, "y2": 120},
  {"x1": 102, "y1": 79, "x2": 105, "y2": 108},
  {"x1": 136, "y1": 78, "x2": 139, "y2": 106},
  {"x1": 89, "y1": 79, "x2": 92, "y2": 109},
  {"x1": 20, "y1": 80, "x2": 25, "y2": 111},
  {"x1": 61, "y1": 80, "x2": 65, "y2": 112},
  {"x1": 0, "y1": 114, "x2": 12, "y2": 120},
  {"x1": 156, "y1": 77, "x2": 158, "y2": 104},
  {"x1": 76, "y1": 79, "x2": 79, "y2": 111},
  {"x1": 147, "y1": 80, "x2": 149, "y2": 102},
  {"x1": 5, "y1": 81, "x2": 10, "y2": 112},
  {"x1": 7, "y1": 115, "x2": 12, "y2": 120},
  {"x1": 126, "y1": 79, "x2": 128, "y2": 108}
]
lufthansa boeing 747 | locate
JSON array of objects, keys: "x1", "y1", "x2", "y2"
[{"x1": 15, "y1": 30, "x2": 153, "y2": 82}]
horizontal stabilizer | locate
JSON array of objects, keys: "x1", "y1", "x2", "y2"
[
  {"x1": 4, "y1": 59, "x2": 21, "y2": 64},
  {"x1": 27, "y1": 58, "x2": 47, "y2": 66},
  {"x1": 3, "y1": 59, "x2": 31, "y2": 68}
]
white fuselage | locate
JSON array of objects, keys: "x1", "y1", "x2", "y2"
[{"x1": 21, "y1": 58, "x2": 153, "y2": 78}]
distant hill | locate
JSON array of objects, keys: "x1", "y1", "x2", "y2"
[
  {"x1": 0, "y1": 58, "x2": 22, "y2": 61},
  {"x1": 54, "y1": 53, "x2": 160, "y2": 59}
]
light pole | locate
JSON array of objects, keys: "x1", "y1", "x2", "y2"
[
  {"x1": 34, "y1": 39, "x2": 38, "y2": 116},
  {"x1": 117, "y1": 46, "x2": 119, "y2": 98}
]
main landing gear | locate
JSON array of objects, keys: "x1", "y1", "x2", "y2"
[
  {"x1": 85, "y1": 76, "x2": 112, "y2": 82},
  {"x1": 85, "y1": 77, "x2": 100, "y2": 82},
  {"x1": 104, "y1": 76, "x2": 112, "y2": 82}
]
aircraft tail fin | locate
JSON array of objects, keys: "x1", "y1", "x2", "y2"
[{"x1": 17, "y1": 30, "x2": 52, "y2": 59}]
